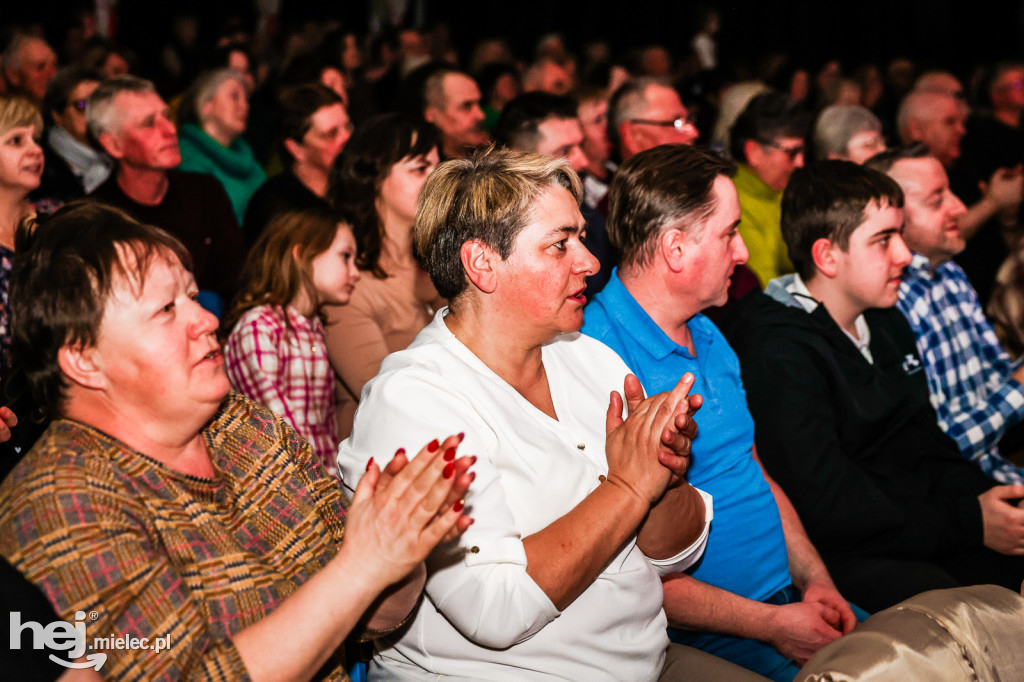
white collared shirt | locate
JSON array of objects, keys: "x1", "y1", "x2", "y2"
[{"x1": 337, "y1": 309, "x2": 712, "y2": 681}]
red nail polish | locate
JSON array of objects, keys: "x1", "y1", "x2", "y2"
[
  {"x1": 469, "y1": 471, "x2": 476, "y2": 482},
  {"x1": 443, "y1": 462, "x2": 454, "y2": 479},
  {"x1": 395, "y1": 447, "x2": 405, "y2": 457},
  {"x1": 457, "y1": 432, "x2": 466, "y2": 442},
  {"x1": 443, "y1": 447, "x2": 456, "y2": 462},
  {"x1": 365, "y1": 457, "x2": 374, "y2": 471},
  {"x1": 453, "y1": 499, "x2": 465, "y2": 512},
  {"x1": 470, "y1": 455, "x2": 477, "y2": 465},
  {"x1": 427, "y1": 439, "x2": 439, "y2": 452}
]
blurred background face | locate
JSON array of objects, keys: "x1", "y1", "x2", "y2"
[
  {"x1": 203, "y1": 77, "x2": 249, "y2": 141},
  {"x1": 843, "y1": 130, "x2": 886, "y2": 164},
  {"x1": 0, "y1": 124, "x2": 43, "y2": 193},
  {"x1": 624, "y1": 84, "x2": 699, "y2": 154},
  {"x1": 428, "y1": 73, "x2": 488, "y2": 151},
  {"x1": 535, "y1": 117, "x2": 588, "y2": 173},
  {"x1": 108, "y1": 91, "x2": 181, "y2": 170},
  {"x1": 751, "y1": 136, "x2": 804, "y2": 191},
  {"x1": 53, "y1": 79, "x2": 100, "y2": 144},
  {"x1": 915, "y1": 97, "x2": 965, "y2": 168},
  {"x1": 295, "y1": 103, "x2": 351, "y2": 173},
  {"x1": 578, "y1": 98, "x2": 610, "y2": 166},
  {"x1": 377, "y1": 148, "x2": 440, "y2": 227},
  {"x1": 10, "y1": 38, "x2": 57, "y2": 104}
]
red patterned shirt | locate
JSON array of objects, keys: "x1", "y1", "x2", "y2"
[{"x1": 224, "y1": 305, "x2": 339, "y2": 474}]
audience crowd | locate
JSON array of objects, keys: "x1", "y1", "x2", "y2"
[{"x1": 3, "y1": 6, "x2": 1024, "y2": 681}]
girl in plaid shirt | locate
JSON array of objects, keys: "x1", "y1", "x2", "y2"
[{"x1": 223, "y1": 208, "x2": 359, "y2": 473}]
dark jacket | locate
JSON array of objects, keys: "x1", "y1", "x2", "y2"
[{"x1": 721, "y1": 278, "x2": 993, "y2": 563}]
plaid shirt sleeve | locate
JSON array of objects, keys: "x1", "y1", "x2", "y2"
[
  {"x1": 224, "y1": 308, "x2": 297, "y2": 428},
  {"x1": 898, "y1": 261, "x2": 1024, "y2": 484}
]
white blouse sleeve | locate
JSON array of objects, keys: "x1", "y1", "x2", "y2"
[{"x1": 337, "y1": 371, "x2": 561, "y2": 649}]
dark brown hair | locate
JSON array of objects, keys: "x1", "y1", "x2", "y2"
[
  {"x1": 329, "y1": 113, "x2": 439, "y2": 279},
  {"x1": 223, "y1": 208, "x2": 348, "y2": 335},
  {"x1": 9, "y1": 201, "x2": 191, "y2": 419}
]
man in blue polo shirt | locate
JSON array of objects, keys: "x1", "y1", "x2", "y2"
[{"x1": 582, "y1": 144, "x2": 862, "y2": 681}]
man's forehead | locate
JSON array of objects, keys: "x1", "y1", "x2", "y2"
[
  {"x1": 443, "y1": 73, "x2": 479, "y2": 99},
  {"x1": 21, "y1": 39, "x2": 54, "y2": 61},
  {"x1": 538, "y1": 116, "x2": 584, "y2": 145},
  {"x1": 642, "y1": 84, "x2": 685, "y2": 113},
  {"x1": 117, "y1": 91, "x2": 166, "y2": 119},
  {"x1": 892, "y1": 157, "x2": 944, "y2": 195}
]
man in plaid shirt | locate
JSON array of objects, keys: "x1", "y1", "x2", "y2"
[{"x1": 868, "y1": 145, "x2": 1024, "y2": 484}]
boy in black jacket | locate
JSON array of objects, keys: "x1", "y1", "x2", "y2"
[{"x1": 722, "y1": 161, "x2": 1024, "y2": 612}]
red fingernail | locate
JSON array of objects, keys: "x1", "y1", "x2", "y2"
[
  {"x1": 427, "y1": 439, "x2": 439, "y2": 452},
  {"x1": 469, "y1": 471, "x2": 476, "y2": 482},
  {"x1": 453, "y1": 499, "x2": 465, "y2": 512},
  {"x1": 443, "y1": 462, "x2": 454, "y2": 479},
  {"x1": 395, "y1": 447, "x2": 405, "y2": 457},
  {"x1": 443, "y1": 447, "x2": 456, "y2": 462},
  {"x1": 457, "y1": 432, "x2": 465, "y2": 442},
  {"x1": 365, "y1": 457, "x2": 374, "y2": 471},
  {"x1": 470, "y1": 455, "x2": 477, "y2": 465}
]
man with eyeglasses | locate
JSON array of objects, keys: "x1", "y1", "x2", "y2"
[
  {"x1": 87, "y1": 76, "x2": 244, "y2": 315},
  {"x1": 608, "y1": 78, "x2": 699, "y2": 164},
  {"x1": 33, "y1": 67, "x2": 113, "y2": 205},
  {"x1": 729, "y1": 91, "x2": 810, "y2": 287}
]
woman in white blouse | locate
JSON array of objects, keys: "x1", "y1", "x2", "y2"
[{"x1": 337, "y1": 148, "x2": 765, "y2": 681}]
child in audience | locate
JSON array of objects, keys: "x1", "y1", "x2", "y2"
[{"x1": 223, "y1": 208, "x2": 359, "y2": 473}]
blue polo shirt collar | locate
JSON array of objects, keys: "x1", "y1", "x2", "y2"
[{"x1": 600, "y1": 269, "x2": 706, "y2": 361}]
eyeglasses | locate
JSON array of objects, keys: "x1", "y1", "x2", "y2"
[
  {"x1": 763, "y1": 141, "x2": 805, "y2": 160},
  {"x1": 70, "y1": 99, "x2": 88, "y2": 112},
  {"x1": 629, "y1": 114, "x2": 696, "y2": 131}
]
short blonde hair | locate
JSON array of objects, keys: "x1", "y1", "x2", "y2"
[
  {"x1": 413, "y1": 145, "x2": 582, "y2": 300},
  {"x1": 0, "y1": 95, "x2": 43, "y2": 137}
]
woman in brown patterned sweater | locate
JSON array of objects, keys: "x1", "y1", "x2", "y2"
[{"x1": 0, "y1": 202, "x2": 475, "y2": 681}]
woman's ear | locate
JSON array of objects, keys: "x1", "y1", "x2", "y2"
[
  {"x1": 460, "y1": 240, "x2": 499, "y2": 294},
  {"x1": 57, "y1": 344, "x2": 106, "y2": 391}
]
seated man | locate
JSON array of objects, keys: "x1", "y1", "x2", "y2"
[
  {"x1": 493, "y1": 91, "x2": 613, "y2": 296},
  {"x1": 87, "y1": 75, "x2": 245, "y2": 312},
  {"x1": 866, "y1": 145, "x2": 1024, "y2": 484},
  {"x1": 729, "y1": 91, "x2": 810, "y2": 287},
  {"x1": 242, "y1": 84, "x2": 349, "y2": 245},
  {"x1": 583, "y1": 144, "x2": 860, "y2": 681},
  {"x1": 722, "y1": 160, "x2": 1024, "y2": 613}
]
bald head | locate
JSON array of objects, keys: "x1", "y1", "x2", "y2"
[
  {"x1": 897, "y1": 91, "x2": 965, "y2": 168},
  {"x1": 914, "y1": 71, "x2": 964, "y2": 99}
]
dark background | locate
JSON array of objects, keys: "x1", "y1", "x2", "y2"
[{"x1": 5, "y1": 1, "x2": 1024, "y2": 74}]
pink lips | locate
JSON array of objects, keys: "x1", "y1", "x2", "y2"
[{"x1": 569, "y1": 287, "x2": 587, "y2": 305}]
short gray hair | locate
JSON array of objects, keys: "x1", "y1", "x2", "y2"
[
  {"x1": 2, "y1": 34, "x2": 47, "y2": 72},
  {"x1": 86, "y1": 75, "x2": 157, "y2": 144},
  {"x1": 896, "y1": 90, "x2": 953, "y2": 143},
  {"x1": 607, "y1": 77, "x2": 667, "y2": 158},
  {"x1": 814, "y1": 105, "x2": 882, "y2": 160},
  {"x1": 178, "y1": 69, "x2": 246, "y2": 126}
]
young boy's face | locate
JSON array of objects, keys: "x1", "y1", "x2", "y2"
[{"x1": 832, "y1": 199, "x2": 912, "y2": 313}]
